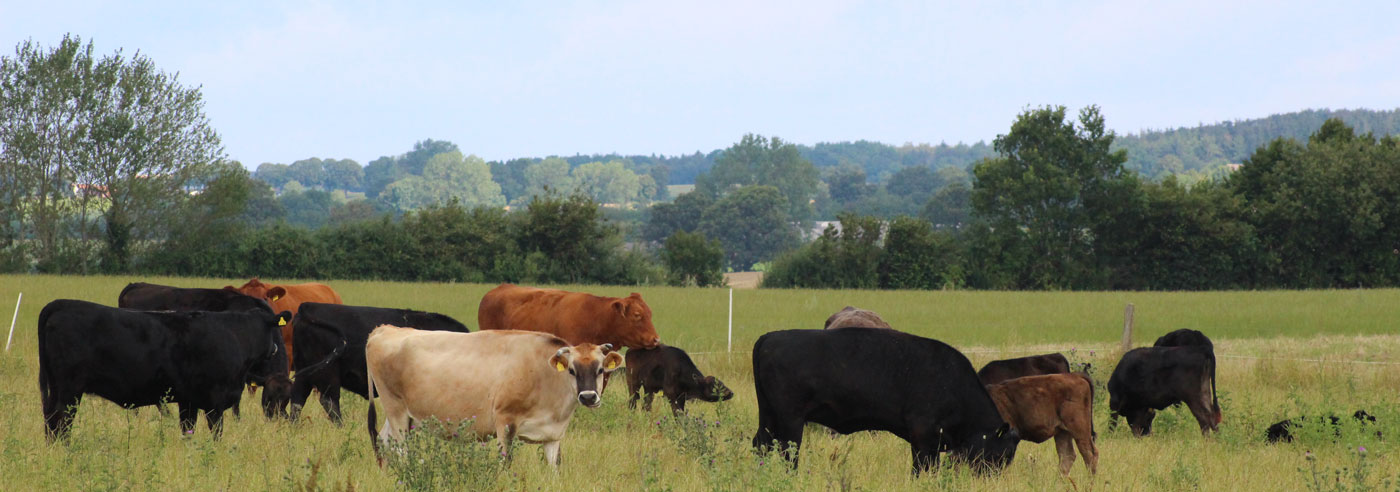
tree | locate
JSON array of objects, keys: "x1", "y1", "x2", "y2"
[
  {"x1": 699, "y1": 185, "x2": 798, "y2": 270},
  {"x1": 920, "y1": 182, "x2": 971, "y2": 229},
  {"x1": 363, "y1": 156, "x2": 404, "y2": 198},
  {"x1": 571, "y1": 160, "x2": 641, "y2": 204},
  {"x1": 696, "y1": 134, "x2": 819, "y2": 222},
  {"x1": 322, "y1": 159, "x2": 363, "y2": 192},
  {"x1": 971, "y1": 105, "x2": 1137, "y2": 289},
  {"x1": 885, "y1": 165, "x2": 943, "y2": 205},
  {"x1": 382, "y1": 151, "x2": 504, "y2": 210},
  {"x1": 0, "y1": 35, "x2": 225, "y2": 272},
  {"x1": 824, "y1": 164, "x2": 870, "y2": 205},
  {"x1": 288, "y1": 158, "x2": 327, "y2": 189},
  {"x1": 661, "y1": 230, "x2": 725, "y2": 286},
  {"x1": 254, "y1": 163, "x2": 292, "y2": 188},
  {"x1": 878, "y1": 216, "x2": 962, "y2": 289},
  {"x1": 642, "y1": 191, "x2": 712, "y2": 242},
  {"x1": 519, "y1": 157, "x2": 572, "y2": 204}
]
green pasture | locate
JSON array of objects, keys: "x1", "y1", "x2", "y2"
[{"x1": 1, "y1": 275, "x2": 1398, "y2": 490}]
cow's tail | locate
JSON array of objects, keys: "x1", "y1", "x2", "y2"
[
  {"x1": 366, "y1": 356, "x2": 381, "y2": 465},
  {"x1": 293, "y1": 340, "x2": 347, "y2": 380},
  {"x1": 1075, "y1": 371, "x2": 1096, "y2": 440},
  {"x1": 36, "y1": 303, "x2": 55, "y2": 407},
  {"x1": 1209, "y1": 353, "x2": 1221, "y2": 424}
]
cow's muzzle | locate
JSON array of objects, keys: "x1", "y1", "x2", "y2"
[{"x1": 578, "y1": 390, "x2": 600, "y2": 408}]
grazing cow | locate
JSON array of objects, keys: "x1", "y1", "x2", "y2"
[
  {"x1": 978, "y1": 353, "x2": 1072, "y2": 386},
  {"x1": 1154, "y1": 328, "x2": 1214, "y2": 350},
  {"x1": 225, "y1": 278, "x2": 343, "y2": 366},
  {"x1": 986, "y1": 373, "x2": 1098, "y2": 476},
  {"x1": 118, "y1": 282, "x2": 273, "y2": 313},
  {"x1": 625, "y1": 345, "x2": 734, "y2": 414},
  {"x1": 751, "y1": 328, "x2": 1018, "y2": 474},
  {"x1": 1108, "y1": 346, "x2": 1221, "y2": 436},
  {"x1": 287, "y1": 303, "x2": 470, "y2": 424},
  {"x1": 477, "y1": 283, "x2": 661, "y2": 350},
  {"x1": 366, "y1": 327, "x2": 623, "y2": 468},
  {"x1": 1265, "y1": 410, "x2": 1379, "y2": 443},
  {"x1": 38, "y1": 299, "x2": 292, "y2": 440},
  {"x1": 822, "y1": 306, "x2": 893, "y2": 330}
]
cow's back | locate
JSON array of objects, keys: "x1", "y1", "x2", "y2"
[
  {"x1": 479, "y1": 284, "x2": 590, "y2": 337},
  {"x1": 754, "y1": 328, "x2": 1002, "y2": 435},
  {"x1": 294, "y1": 303, "x2": 469, "y2": 395},
  {"x1": 823, "y1": 306, "x2": 893, "y2": 330},
  {"x1": 978, "y1": 353, "x2": 1071, "y2": 386},
  {"x1": 367, "y1": 327, "x2": 570, "y2": 436}
]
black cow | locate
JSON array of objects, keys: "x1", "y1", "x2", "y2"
[
  {"x1": 625, "y1": 345, "x2": 734, "y2": 414},
  {"x1": 1266, "y1": 410, "x2": 1379, "y2": 443},
  {"x1": 977, "y1": 353, "x2": 1072, "y2": 386},
  {"x1": 118, "y1": 281, "x2": 279, "y2": 418},
  {"x1": 287, "y1": 303, "x2": 470, "y2": 424},
  {"x1": 1154, "y1": 329, "x2": 1214, "y2": 350},
  {"x1": 118, "y1": 282, "x2": 273, "y2": 313},
  {"x1": 1107, "y1": 346, "x2": 1221, "y2": 436},
  {"x1": 38, "y1": 299, "x2": 292, "y2": 440},
  {"x1": 752, "y1": 328, "x2": 1018, "y2": 474}
]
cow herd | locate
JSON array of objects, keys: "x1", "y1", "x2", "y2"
[{"x1": 33, "y1": 285, "x2": 1376, "y2": 480}]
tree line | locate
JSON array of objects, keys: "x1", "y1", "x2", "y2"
[
  {"x1": 7, "y1": 35, "x2": 1400, "y2": 291},
  {"x1": 765, "y1": 108, "x2": 1400, "y2": 290}
]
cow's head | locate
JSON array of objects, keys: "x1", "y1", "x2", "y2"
[
  {"x1": 611, "y1": 293, "x2": 661, "y2": 349},
  {"x1": 549, "y1": 343, "x2": 624, "y2": 408},
  {"x1": 965, "y1": 423, "x2": 1019, "y2": 473},
  {"x1": 254, "y1": 310, "x2": 294, "y2": 419},
  {"x1": 697, "y1": 375, "x2": 734, "y2": 402}
]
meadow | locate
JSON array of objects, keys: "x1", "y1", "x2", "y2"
[{"x1": 1, "y1": 274, "x2": 1398, "y2": 491}]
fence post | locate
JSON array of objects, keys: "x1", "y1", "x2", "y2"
[
  {"x1": 727, "y1": 288, "x2": 733, "y2": 353},
  {"x1": 1120, "y1": 303, "x2": 1134, "y2": 351},
  {"x1": 6, "y1": 292, "x2": 20, "y2": 352}
]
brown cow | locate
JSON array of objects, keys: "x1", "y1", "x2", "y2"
[
  {"x1": 477, "y1": 284, "x2": 661, "y2": 350},
  {"x1": 986, "y1": 373, "x2": 1098, "y2": 477},
  {"x1": 225, "y1": 278, "x2": 343, "y2": 365},
  {"x1": 977, "y1": 353, "x2": 1072, "y2": 386},
  {"x1": 822, "y1": 306, "x2": 892, "y2": 330}
]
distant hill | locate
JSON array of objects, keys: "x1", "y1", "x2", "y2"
[
  {"x1": 490, "y1": 108, "x2": 1400, "y2": 186},
  {"x1": 1114, "y1": 108, "x2": 1400, "y2": 178}
]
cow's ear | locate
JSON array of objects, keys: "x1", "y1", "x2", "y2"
[
  {"x1": 994, "y1": 423, "x2": 1011, "y2": 439},
  {"x1": 267, "y1": 286, "x2": 286, "y2": 301},
  {"x1": 603, "y1": 352, "x2": 623, "y2": 372},
  {"x1": 612, "y1": 300, "x2": 627, "y2": 316},
  {"x1": 630, "y1": 292, "x2": 642, "y2": 299},
  {"x1": 277, "y1": 311, "x2": 293, "y2": 326},
  {"x1": 549, "y1": 348, "x2": 570, "y2": 372}
]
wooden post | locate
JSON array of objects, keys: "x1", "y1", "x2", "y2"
[{"x1": 1120, "y1": 303, "x2": 1135, "y2": 351}]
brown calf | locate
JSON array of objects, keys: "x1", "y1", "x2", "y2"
[{"x1": 986, "y1": 373, "x2": 1098, "y2": 477}]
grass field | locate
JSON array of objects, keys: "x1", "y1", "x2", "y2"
[{"x1": 1, "y1": 275, "x2": 1399, "y2": 490}]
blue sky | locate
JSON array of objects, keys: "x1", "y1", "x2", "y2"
[{"x1": 4, "y1": 1, "x2": 1398, "y2": 166}]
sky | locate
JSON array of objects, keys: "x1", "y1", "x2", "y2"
[{"x1": 3, "y1": 1, "x2": 1399, "y2": 167}]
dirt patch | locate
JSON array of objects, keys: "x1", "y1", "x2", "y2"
[{"x1": 723, "y1": 271, "x2": 763, "y2": 289}]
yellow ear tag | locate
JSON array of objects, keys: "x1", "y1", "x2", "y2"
[
  {"x1": 271, "y1": 295, "x2": 281, "y2": 301},
  {"x1": 606, "y1": 360, "x2": 618, "y2": 370},
  {"x1": 555, "y1": 362, "x2": 566, "y2": 372},
  {"x1": 278, "y1": 318, "x2": 287, "y2": 326}
]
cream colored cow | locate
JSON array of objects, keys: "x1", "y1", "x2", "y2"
[{"x1": 366, "y1": 326, "x2": 623, "y2": 468}]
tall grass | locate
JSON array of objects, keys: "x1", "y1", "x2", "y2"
[{"x1": 2, "y1": 275, "x2": 1399, "y2": 490}]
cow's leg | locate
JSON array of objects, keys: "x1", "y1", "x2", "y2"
[
  {"x1": 668, "y1": 395, "x2": 686, "y2": 415},
  {"x1": 642, "y1": 391, "x2": 655, "y2": 412},
  {"x1": 1186, "y1": 397, "x2": 1218, "y2": 435},
  {"x1": 543, "y1": 440, "x2": 563, "y2": 468},
  {"x1": 495, "y1": 421, "x2": 516, "y2": 462},
  {"x1": 1074, "y1": 431, "x2": 1098, "y2": 475},
  {"x1": 910, "y1": 444, "x2": 940, "y2": 475},
  {"x1": 43, "y1": 391, "x2": 81, "y2": 442},
  {"x1": 1053, "y1": 431, "x2": 1076, "y2": 477},
  {"x1": 178, "y1": 403, "x2": 198, "y2": 435},
  {"x1": 205, "y1": 408, "x2": 226, "y2": 439},
  {"x1": 320, "y1": 378, "x2": 343, "y2": 425},
  {"x1": 288, "y1": 374, "x2": 314, "y2": 422},
  {"x1": 231, "y1": 399, "x2": 241, "y2": 419}
]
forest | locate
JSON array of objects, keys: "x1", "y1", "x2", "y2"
[{"x1": 5, "y1": 36, "x2": 1400, "y2": 290}]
